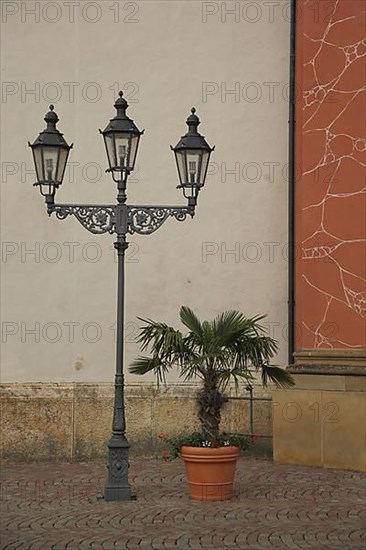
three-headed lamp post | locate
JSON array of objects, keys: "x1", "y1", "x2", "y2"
[{"x1": 29, "y1": 92, "x2": 214, "y2": 501}]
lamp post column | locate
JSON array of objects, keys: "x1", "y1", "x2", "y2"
[{"x1": 104, "y1": 232, "x2": 133, "y2": 501}]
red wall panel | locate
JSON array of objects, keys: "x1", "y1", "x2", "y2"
[{"x1": 295, "y1": 0, "x2": 366, "y2": 349}]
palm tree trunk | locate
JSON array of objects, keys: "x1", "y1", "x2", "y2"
[{"x1": 197, "y1": 374, "x2": 228, "y2": 440}]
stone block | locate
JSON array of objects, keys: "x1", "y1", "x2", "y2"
[
  {"x1": 323, "y1": 391, "x2": 366, "y2": 471},
  {"x1": 345, "y1": 376, "x2": 366, "y2": 392},
  {"x1": 273, "y1": 389, "x2": 323, "y2": 466},
  {"x1": 273, "y1": 384, "x2": 366, "y2": 472},
  {"x1": 0, "y1": 397, "x2": 73, "y2": 464},
  {"x1": 291, "y1": 374, "x2": 346, "y2": 391}
]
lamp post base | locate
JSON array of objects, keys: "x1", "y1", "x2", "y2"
[
  {"x1": 104, "y1": 435, "x2": 134, "y2": 501},
  {"x1": 104, "y1": 485, "x2": 134, "y2": 501}
]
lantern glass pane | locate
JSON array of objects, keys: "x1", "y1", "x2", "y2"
[
  {"x1": 200, "y1": 150, "x2": 210, "y2": 186},
  {"x1": 186, "y1": 150, "x2": 201, "y2": 185},
  {"x1": 104, "y1": 134, "x2": 116, "y2": 170},
  {"x1": 128, "y1": 134, "x2": 139, "y2": 170},
  {"x1": 43, "y1": 147, "x2": 59, "y2": 182},
  {"x1": 175, "y1": 150, "x2": 187, "y2": 185},
  {"x1": 40, "y1": 182, "x2": 54, "y2": 196},
  {"x1": 32, "y1": 148, "x2": 44, "y2": 183},
  {"x1": 186, "y1": 185, "x2": 196, "y2": 198},
  {"x1": 56, "y1": 148, "x2": 68, "y2": 184}
]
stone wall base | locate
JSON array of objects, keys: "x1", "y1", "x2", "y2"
[
  {"x1": 273, "y1": 368, "x2": 366, "y2": 472},
  {"x1": 0, "y1": 383, "x2": 272, "y2": 464}
]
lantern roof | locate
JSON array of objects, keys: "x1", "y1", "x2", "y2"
[
  {"x1": 173, "y1": 108, "x2": 214, "y2": 152},
  {"x1": 101, "y1": 91, "x2": 143, "y2": 137},
  {"x1": 29, "y1": 105, "x2": 72, "y2": 149}
]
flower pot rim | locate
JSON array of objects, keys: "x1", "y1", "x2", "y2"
[{"x1": 181, "y1": 445, "x2": 240, "y2": 453}]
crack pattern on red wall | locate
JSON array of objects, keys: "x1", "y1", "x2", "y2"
[{"x1": 296, "y1": 0, "x2": 366, "y2": 349}]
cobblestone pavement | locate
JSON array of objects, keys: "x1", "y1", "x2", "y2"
[{"x1": 1, "y1": 456, "x2": 365, "y2": 549}]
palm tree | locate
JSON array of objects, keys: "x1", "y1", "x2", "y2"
[{"x1": 130, "y1": 306, "x2": 294, "y2": 440}]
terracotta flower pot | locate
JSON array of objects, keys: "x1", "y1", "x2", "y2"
[{"x1": 181, "y1": 445, "x2": 240, "y2": 501}]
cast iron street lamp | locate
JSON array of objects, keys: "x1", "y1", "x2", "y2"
[{"x1": 29, "y1": 92, "x2": 214, "y2": 501}]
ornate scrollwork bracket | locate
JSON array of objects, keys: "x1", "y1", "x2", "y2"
[
  {"x1": 48, "y1": 203, "x2": 195, "y2": 236},
  {"x1": 50, "y1": 204, "x2": 117, "y2": 235},
  {"x1": 126, "y1": 205, "x2": 195, "y2": 235}
]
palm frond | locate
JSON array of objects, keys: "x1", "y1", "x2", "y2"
[
  {"x1": 211, "y1": 311, "x2": 268, "y2": 347},
  {"x1": 236, "y1": 335, "x2": 278, "y2": 368},
  {"x1": 216, "y1": 366, "x2": 254, "y2": 392},
  {"x1": 180, "y1": 306, "x2": 203, "y2": 342},
  {"x1": 129, "y1": 355, "x2": 170, "y2": 385},
  {"x1": 180, "y1": 359, "x2": 205, "y2": 381},
  {"x1": 211, "y1": 310, "x2": 244, "y2": 344},
  {"x1": 135, "y1": 317, "x2": 184, "y2": 358},
  {"x1": 259, "y1": 364, "x2": 295, "y2": 388}
]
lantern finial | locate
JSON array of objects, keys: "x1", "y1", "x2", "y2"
[
  {"x1": 44, "y1": 105, "x2": 59, "y2": 127},
  {"x1": 186, "y1": 107, "x2": 200, "y2": 135},
  {"x1": 114, "y1": 90, "x2": 128, "y2": 115}
]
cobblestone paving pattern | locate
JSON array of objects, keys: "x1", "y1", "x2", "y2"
[{"x1": 1, "y1": 457, "x2": 365, "y2": 549}]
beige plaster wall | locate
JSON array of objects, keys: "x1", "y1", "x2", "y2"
[{"x1": 1, "y1": 1, "x2": 290, "y2": 383}]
